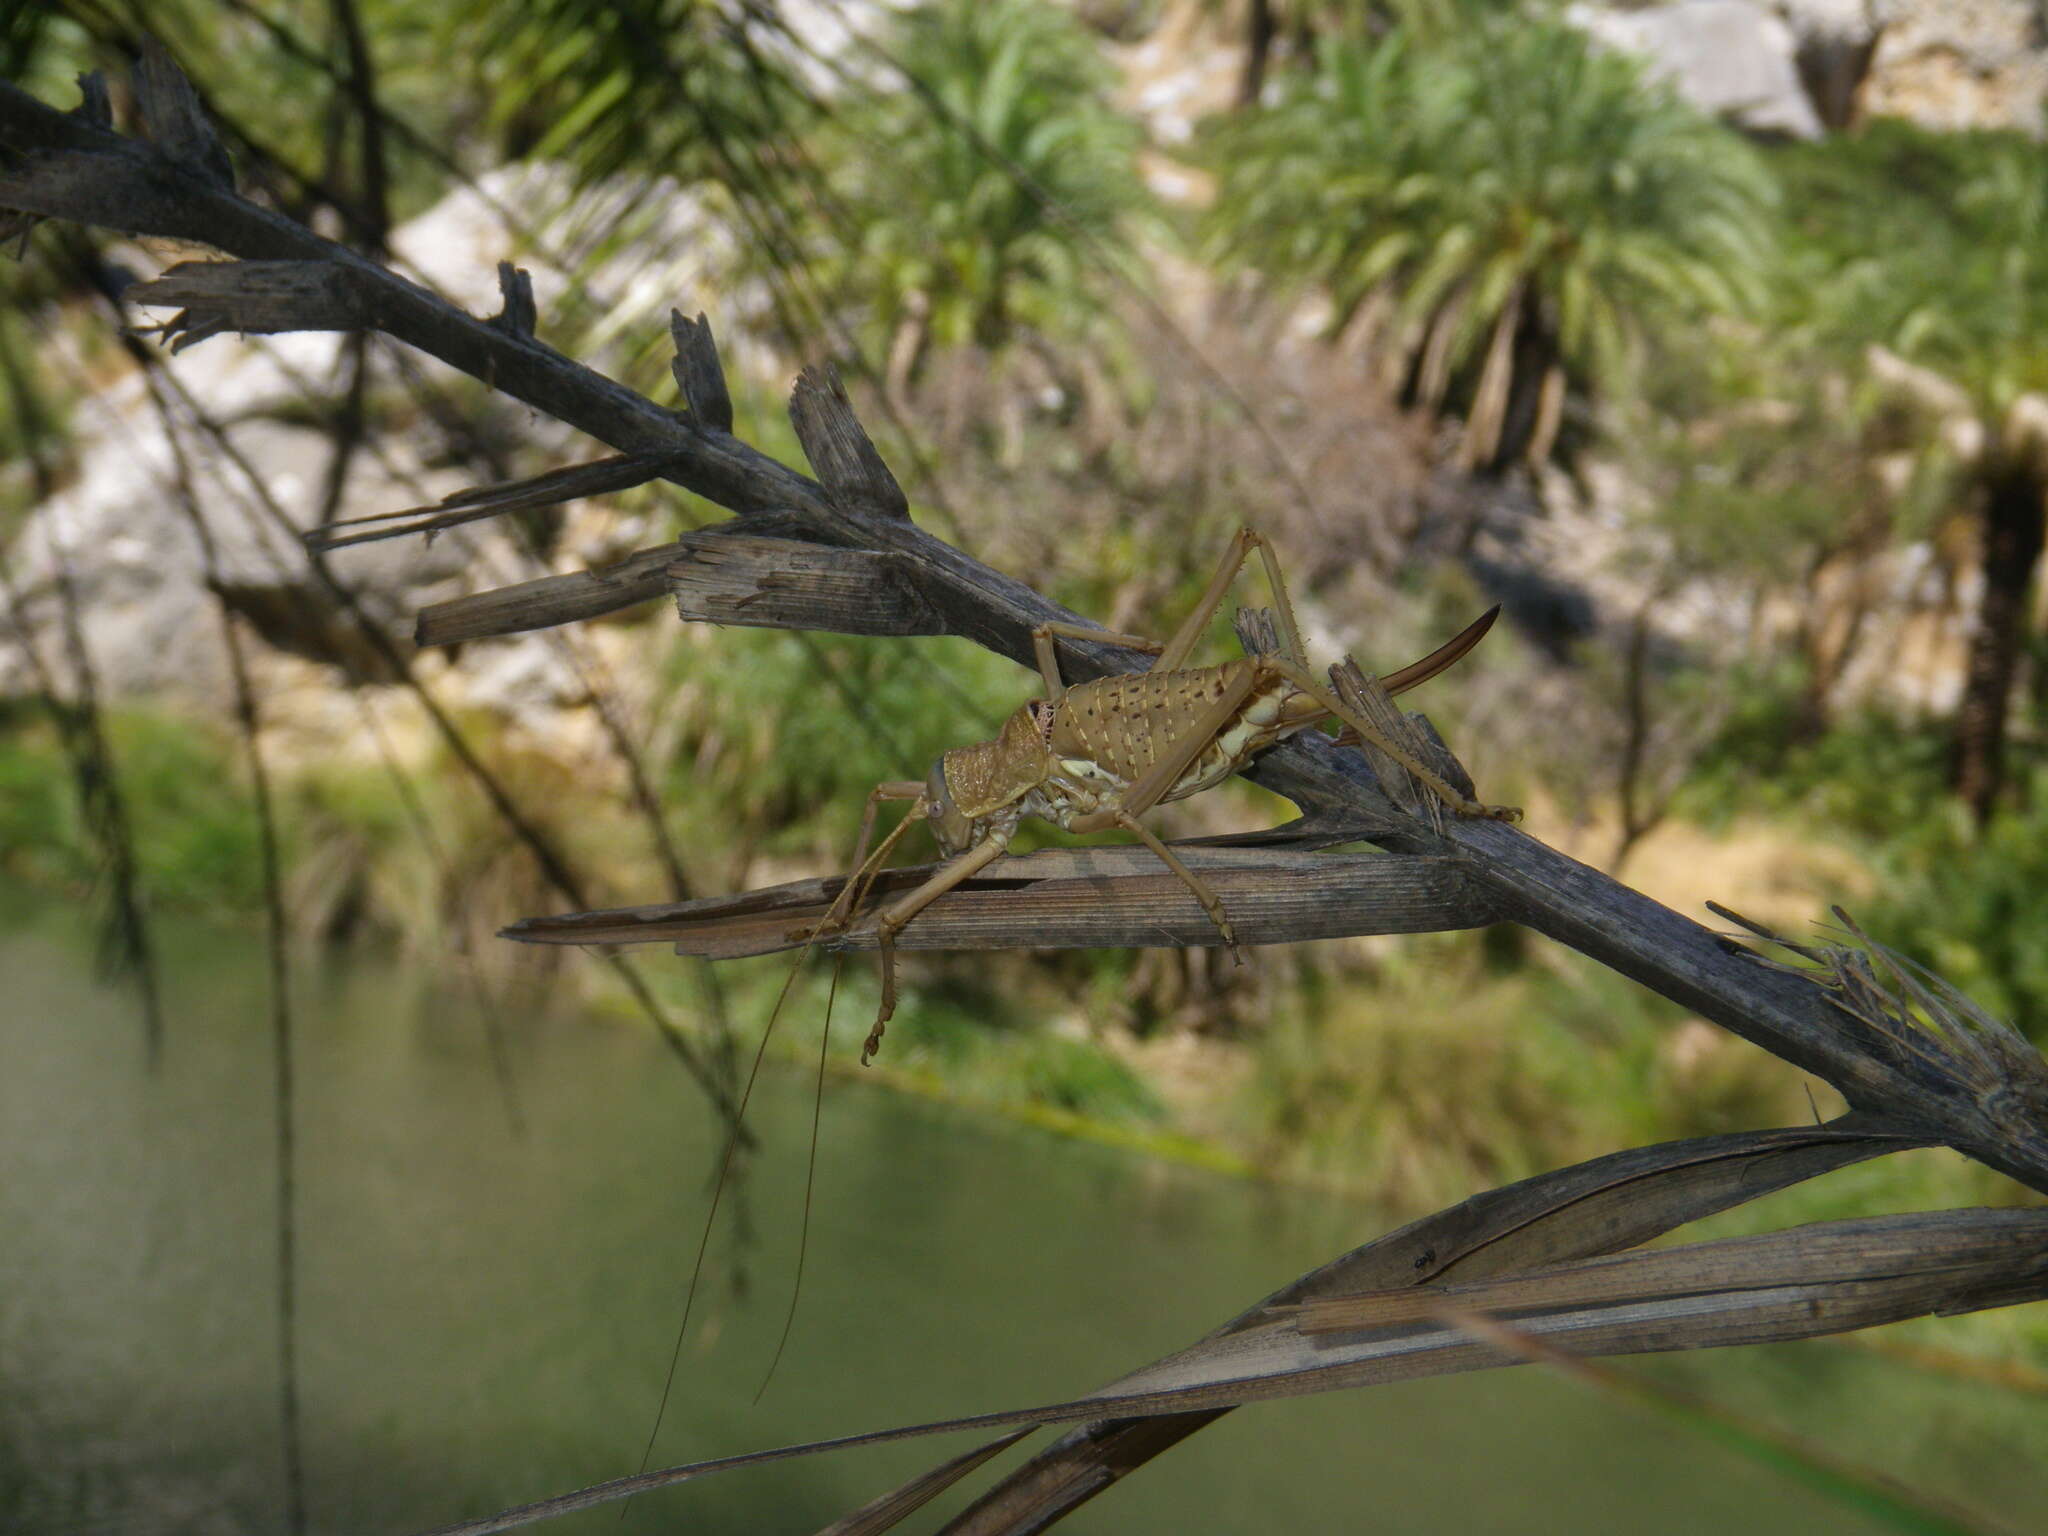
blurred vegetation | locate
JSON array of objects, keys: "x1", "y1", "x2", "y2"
[
  {"x1": 450, "y1": 0, "x2": 814, "y2": 191},
  {"x1": 1772, "y1": 120, "x2": 2048, "y2": 822},
  {"x1": 1203, "y1": 19, "x2": 1777, "y2": 468},
  {"x1": 1, "y1": 0, "x2": 2045, "y2": 1257},
  {"x1": 814, "y1": 0, "x2": 1153, "y2": 372},
  {"x1": 1682, "y1": 683, "x2": 2048, "y2": 1040}
]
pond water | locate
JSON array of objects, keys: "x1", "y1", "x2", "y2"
[{"x1": 3, "y1": 904, "x2": 2044, "y2": 1536}]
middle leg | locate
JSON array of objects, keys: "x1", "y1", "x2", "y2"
[
  {"x1": 1031, "y1": 621, "x2": 1161, "y2": 703},
  {"x1": 1111, "y1": 811, "x2": 1243, "y2": 961}
]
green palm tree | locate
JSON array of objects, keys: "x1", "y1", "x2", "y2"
[
  {"x1": 1197, "y1": 0, "x2": 1512, "y2": 107},
  {"x1": 1777, "y1": 121, "x2": 2048, "y2": 820},
  {"x1": 446, "y1": 0, "x2": 814, "y2": 189},
  {"x1": 1202, "y1": 22, "x2": 1778, "y2": 469},
  {"x1": 817, "y1": 0, "x2": 1152, "y2": 378}
]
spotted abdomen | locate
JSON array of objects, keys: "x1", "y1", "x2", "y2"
[{"x1": 1044, "y1": 660, "x2": 1317, "y2": 805}]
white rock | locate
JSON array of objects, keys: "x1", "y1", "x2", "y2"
[{"x1": 1568, "y1": 0, "x2": 1825, "y2": 138}]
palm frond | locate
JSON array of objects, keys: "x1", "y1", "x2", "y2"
[{"x1": 1202, "y1": 20, "x2": 1778, "y2": 467}]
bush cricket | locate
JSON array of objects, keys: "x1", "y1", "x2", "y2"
[
  {"x1": 635, "y1": 525, "x2": 1515, "y2": 1467},
  {"x1": 798, "y1": 525, "x2": 1519, "y2": 1064}
]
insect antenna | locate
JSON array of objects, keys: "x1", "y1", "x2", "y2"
[
  {"x1": 627, "y1": 797, "x2": 928, "y2": 1492},
  {"x1": 753, "y1": 952, "x2": 841, "y2": 1404},
  {"x1": 625, "y1": 949, "x2": 808, "y2": 1507}
]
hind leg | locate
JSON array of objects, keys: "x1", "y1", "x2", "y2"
[
  {"x1": 1266, "y1": 658, "x2": 1519, "y2": 821},
  {"x1": 1151, "y1": 527, "x2": 1309, "y2": 673}
]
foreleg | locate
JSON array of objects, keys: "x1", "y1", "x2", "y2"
[
  {"x1": 860, "y1": 828, "x2": 1014, "y2": 1063},
  {"x1": 810, "y1": 780, "x2": 927, "y2": 935}
]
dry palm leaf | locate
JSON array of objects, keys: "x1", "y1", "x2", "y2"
[
  {"x1": 501, "y1": 843, "x2": 1503, "y2": 957},
  {"x1": 420, "y1": 1205, "x2": 2043, "y2": 1536}
]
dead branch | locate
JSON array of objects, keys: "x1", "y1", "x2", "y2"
[
  {"x1": 419, "y1": 1123, "x2": 1971, "y2": 1536},
  {"x1": 10, "y1": 29, "x2": 2044, "y2": 1226},
  {"x1": 10, "y1": 53, "x2": 2048, "y2": 1536},
  {"x1": 502, "y1": 845, "x2": 1504, "y2": 956}
]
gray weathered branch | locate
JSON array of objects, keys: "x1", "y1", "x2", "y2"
[
  {"x1": 789, "y1": 363, "x2": 909, "y2": 520},
  {"x1": 414, "y1": 541, "x2": 685, "y2": 647},
  {"x1": 313, "y1": 450, "x2": 682, "y2": 552},
  {"x1": 667, "y1": 529, "x2": 949, "y2": 636},
  {"x1": 502, "y1": 846, "x2": 1504, "y2": 956},
  {"x1": 414, "y1": 512, "x2": 828, "y2": 645},
  {"x1": 8, "y1": 64, "x2": 2042, "y2": 1193},
  {"x1": 129, "y1": 257, "x2": 373, "y2": 346},
  {"x1": 668, "y1": 309, "x2": 733, "y2": 434}
]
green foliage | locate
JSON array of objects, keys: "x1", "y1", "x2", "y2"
[
  {"x1": 1770, "y1": 119, "x2": 1998, "y2": 273},
  {"x1": 1612, "y1": 332, "x2": 1910, "y2": 588},
  {"x1": 1245, "y1": 933, "x2": 1823, "y2": 1209},
  {"x1": 661, "y1": 625, "x2": 1020, "y2": 860},
  {"x1": 815, "y1": 0, "x2": 1152, "y2": 363},
  {"x1": 1772, "y1": 120, "x2": 2048, "y2": 413},
  {"x1": 1010, "y1": 1031, "x2": 1161, "y2": 1119},
  {"x1": 1202, "y1": 22, "x2": 1777, "y2": 463},
  {"x1": 736, "y1": 954, "x2": 1163, "y2": 1127},
  {"x1": 1192, "y1": 0, "x2": 1525, "y2": 66},
  {"x1": 1680, "y1": 674, "x2": 1949, "y2": 835},
  {"x1": 446, "y1": 0, "x2": 814, "y2": 188},
  {"x1": 0, "y1": 697, "x2": 666, "y2": 956},
  {"x1": 1682, "y1": 680, "x2": 2048, "y2": 1040},
  {"x1": 0, "y1": 708, "x2": 263, "y2": 911},
  {"x1": 924, "y1": 1016, "x2": 1164, "y2": 1124},
  {"x1": 0, "y1": 711, "x2": 87, "y2": 891},
  {"x1": 1603, "y1": 131, "x2": 2020, "y2": 679},
  {"x1": 0, "y1": 6, "x2": 92, "y2": 101},
  {"x1": 1858, "y1": 768, "x2": 2048, "y2": 1041}
]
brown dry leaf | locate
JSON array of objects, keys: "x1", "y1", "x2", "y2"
[
  {"x1": 839, "y1": 1119, "x2": 1932, "y2": 1535},
  {"x1": 1287, "y1": 1208, "x2": 2048, "y2": 1334},
  {"x1": 811, "y1": 1428, "x2": 1036, "y2": 1536},
  {"x1": 420, "y1": 1204, "x2": 2044, "y2": 1536}
]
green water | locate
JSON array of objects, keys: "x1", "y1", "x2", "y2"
[{"x1": 3, "y1": 908, "x2": 2044, "y2": 1536}]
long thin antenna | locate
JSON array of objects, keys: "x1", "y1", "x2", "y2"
[
  {"x1": 626, "y1": 956, "x2": 800, "y2": 1507},
  {"x1": 629, "y1": 803, "x2": 922, "y2": 1500},
  {"x1": 754, "y1": 954, "x2": 841, "y2": 1404}
]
